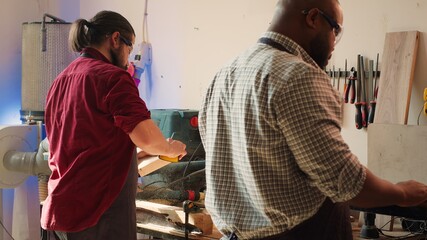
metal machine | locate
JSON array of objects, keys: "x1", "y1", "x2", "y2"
[
  {"x1": 20, "y1": 14, "x2": 77, "y2": 123},
  {"x1": 123, "y1": 108, "x2": 211, "y2": 239},
  {"x1": 138, "y1": 109, "x2": 206, "y2": 200},
  {"x1": 0, "y1": 124, "x2": 51, "y2": 240},
  {"x1": 0, "y1": 124, "x2": 49, "y2": 189}
]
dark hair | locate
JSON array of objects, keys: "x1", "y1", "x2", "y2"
[{"x1": 68, "y1": 10, "x2": 135, "y2": 52}]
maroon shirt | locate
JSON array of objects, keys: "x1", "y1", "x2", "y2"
[{"x1": 41, "y1": 47, "x2": 150, "y2": 232}]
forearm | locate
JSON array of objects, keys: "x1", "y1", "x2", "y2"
[
  {"x1": 349, "y1": 168, "x2": 405, "y2": 208},
  {"x1": 129, "y1": 119, "x2": 174, "y2": 156}
]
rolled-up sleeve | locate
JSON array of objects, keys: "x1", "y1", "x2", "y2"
[
  {"x1": 104, "y1": 72, "x2": 151, "y2": 134},
  {"x1": 276, "y1": 65, "x2": 366, "y2": 202}
]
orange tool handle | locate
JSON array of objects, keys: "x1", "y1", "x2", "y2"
[
  {"x1": 343, "y1": 78, "x2": 351, "y2": 103},
  {"x1": 361, "y1": 102, "x2": 368, "y2": 128}
]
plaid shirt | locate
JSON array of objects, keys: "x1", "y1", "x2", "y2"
[{"x1": 199, "y1": 32, "x2": 366, "y2": 239}]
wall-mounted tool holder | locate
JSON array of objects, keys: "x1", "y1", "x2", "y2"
[
  {"x1": 325, "y1": 54, "x2": 381, "y2": 130},
  {"x1": 326, "y1": 70, "x2": 381, "y2": 79}
]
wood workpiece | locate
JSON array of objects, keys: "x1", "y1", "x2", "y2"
[
  {"x1": 136, "y1": 200, "x2": 221, "y2": 239},
  {"x1": 374, "y1": 31, "x2": 420, "y2": 125},
  {"x1": 137, "y1": 155, "x2": 172, "y2": 176}
]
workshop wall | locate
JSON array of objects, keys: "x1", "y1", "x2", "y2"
[
  {"x1": 83, "y1": 0, "x2": 427, "y2": 166},
  {"x1": 76, "y1": 0, "x2": 278, "y2": 109},
  {"x1": 336, "y1": 0, "x2": 427, "y2": 166},
  {"x1": 1, "y1": 0, "x2": 427, "y2": 239}
]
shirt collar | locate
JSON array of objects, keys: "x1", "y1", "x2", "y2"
[
  {"x1": 81, "y1": 47, "x2": 111, "y2": 64},
  {"x1": 260, "y1": 31, "x2": 320, "y2": 69}
]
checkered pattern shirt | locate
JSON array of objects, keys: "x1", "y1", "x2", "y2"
[{"x1": 199, "y1": 32, "x2": 366, "y2": 239}]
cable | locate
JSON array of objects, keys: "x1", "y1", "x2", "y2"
[
  {"x1": 0, "y1": 219, "x2": 14, "y2": 240},
  {"x1": 377, "y1": 217, "x2": 427, "y2": 240},
  {"x1": 142, "y1": 169, "x2": 205, "y2": 200},
  {"x1": 377, "y1": 216, "x2": 395, "y2": 231},
  {"x1": 417, "y1": 104, "x2": 424, "y2": 125},
  {"x1": 401, "y1": 218, "x2": 427, "y2": 235},
  {"x1": 378, "y1": 228, "x2": 422, "y2": 239},
  {"x1": 168, "y1": 169, "x2": 205, "y2": 188},
  {"x1": 142, "y1": 0, "x2": 149, "y2": 42},
  {"x1": 182, "y1": 142, "x2": 202, "y2": 178},
  {"x1": 140, "y1": 180, "x2": 167, "y2": 191}
]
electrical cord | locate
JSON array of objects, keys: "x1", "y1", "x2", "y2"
[
  {"x1": 139, "y1": 180, "x2": 167, "y2": 191},
  {"x1": 140, "y1": 139, "x2": 205, "y2": 202},
  {"x1": 181, "y1": 142, "x2": 203, "y2": 191},
  {"x1": 142, "y1": 0, "x2": 149, "y2": 42},
  {"x1": 182, "y1": 142, "x2": 202, "y2": 178},
  {"x1": 140, "y1": 142, "x2": 204, "y2": 193},
  {"x1": 378, "y1": 228, "x2": 424, "y2": 240},
  {"x1": 417, "y1": 104, "x2": 424, "y2": 126},
  {"x1": 141, "y1": 169, "x2": 205, "y2": 200},
  {"x1": 0, "y1": 219, "x2": 14, "y2": 240},
  {"x1": 167, "y1": 169, "x2": 205, "y2": 189},
  {"x1": 377, "y1": 217, "x2": 427, "y2": 239}
]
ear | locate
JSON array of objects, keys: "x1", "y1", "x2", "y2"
[
  {"x1": 303, "y1": 8, "x2": 319, "y2": 30},
  {"x1": 110, "y1": 31, "x2": 121, "y2": 49}
]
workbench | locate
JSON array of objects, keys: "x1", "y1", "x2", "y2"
[
  {"x1": 137, "y1": 223, "x2": 221, "y2": 240},
  {"x1": 136, "y1": 200, "x2": 222, "y2": 240}
]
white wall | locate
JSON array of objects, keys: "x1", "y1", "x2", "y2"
[
  {"x1": 2, "y1": 0, "x2": 427, "y2": 238},
  {"x1": 338, "y1": 0, "x2": 427, "y2": 163},
  {"x1": 76, "y1": 0, "x2": 277, "y2": 109},
  {"x1": 86, "y1": 0, "x2": 427, "y2": 166}
]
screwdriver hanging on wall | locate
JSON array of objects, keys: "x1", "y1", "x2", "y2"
[
  {"x1": 368, "y1": 54, "x2": 379, "y2": 124},
  {"x1": 423, "y1": 88, "x2": 427, "y2": 116},
  {"x1": 359, "y1": 55, "x2": 368, "y2": 128},
  {"x1": 337, "y1": 68, "x2": 341, "y2": 91},
  {"x1": 355, "y1": 55, "x2": 363, "y2": 129}
]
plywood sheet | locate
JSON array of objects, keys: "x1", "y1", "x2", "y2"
[
  {"x1": 367, "y1": 123, "x2": 427, "y2": 184},
  {"x1": 374, "y1": 31, "x2": 419, "y2": 124}
]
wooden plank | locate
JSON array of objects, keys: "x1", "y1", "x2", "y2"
[
  {"x1": 137, "y1": 156, "x2": 171, "y2": 176},
  {"x1": 374, "y1": 31, "x2": 419, "y2": 124},
  {"x1": 136, "y1": 200, "x2": 214, "y2": 235},
  {"x1": 367, "y1": 123, "x2": 427, "y2": 184}
]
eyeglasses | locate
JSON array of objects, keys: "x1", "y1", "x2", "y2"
[
  {"x1": 302, "y1": 9, "x2": 343, "y2": 45},
  {"x1": 119, "y1": 35, "x2": 133, "y2": 50}
]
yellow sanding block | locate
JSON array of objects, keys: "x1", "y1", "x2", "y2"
[{"x1": 158, "y1": 155, "x2": 179, "y2": 162}]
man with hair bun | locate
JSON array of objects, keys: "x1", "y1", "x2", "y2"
[{"x1": 41, "y1": 10, "x2": 187, "y2": 240}]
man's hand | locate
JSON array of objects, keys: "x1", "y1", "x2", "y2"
[
  {"x1": 165, "y1": 138, "x2": 187, "y2": 160},
  {"x1": 396, "y1": 180, "x2": 427, "y2": 207},
  {"x1": 349, "y1": 168, "x2": 427, "y2": 208}
]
